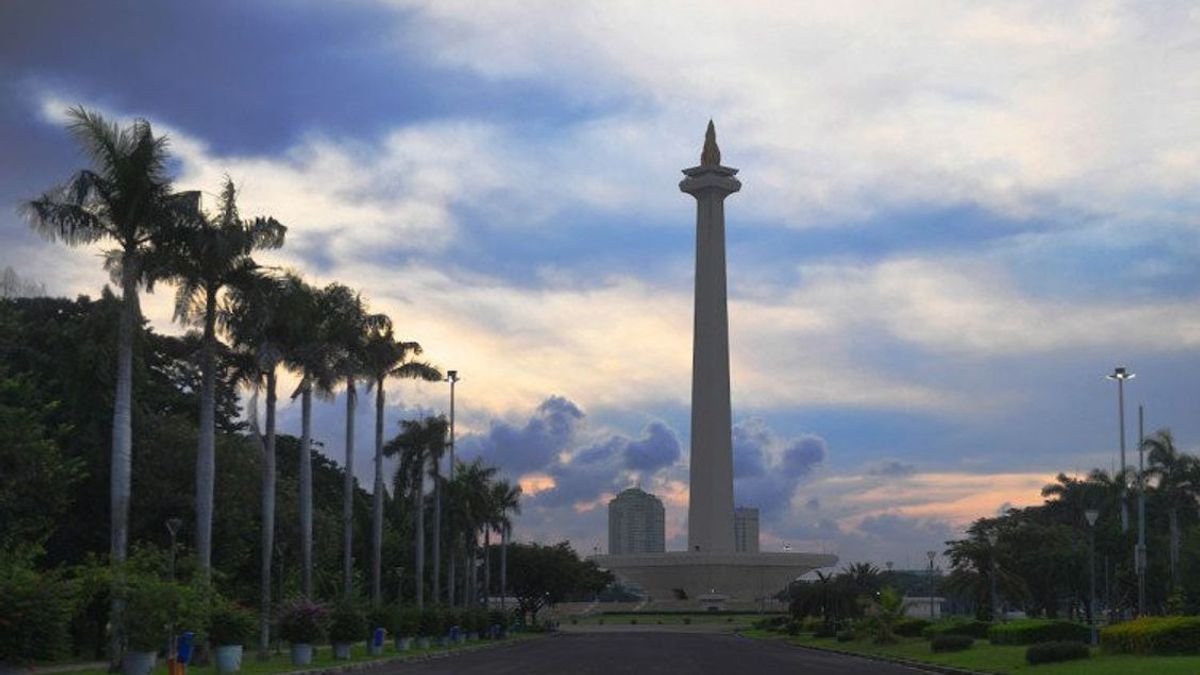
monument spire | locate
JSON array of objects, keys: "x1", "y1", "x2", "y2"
[
  {"x1": 701, "y1": 119, "x2": 721, "y2": 166},
  {"x1": 680, "y1": 123, "x2": 740, "y2": 553}
]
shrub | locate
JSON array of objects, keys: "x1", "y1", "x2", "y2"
[
  {"x1": 630, "y1": 618, "x2": 638, "y2": 625},
  {"x1": 123, "y1": 575, "x2": 208, "y2": 651},
  {"x1": 922, "y1": 619, "x2": 991, "y2": 640},
  {"x1": 683, "y1": 617, "x2": 692, "y2": 625},
  {"x1": 1026, "y1": 641, "x2": 1089, "y2": 664},
  {"x1": 801, "y1": 617, "x2": 824, "y2": 633},
  {"x1": 783, "y1": 620, "x2": 801, "y2": 635},
  {"x1": 328, "y1": 600, "x2": 367, "y2": 644},
  {"x1": 813, "y1": 627, "x2": 837, "y2": 638},
  {"x1": 752, "y1": 615, "x2": 786, "y2": 631},
  {"x1": 276, "y1": 598, "x2": 327, "y2": 644},
  {"x1": 367, "y1": 606, "x2": 390, "y2": 631},
  {"x1": 931, "y1": 634, "x2": 974, "y2": 652},
  {"x1": 418, "y1": 608, "x2": 441, "y2": 637},
  {"x1": 835, "y1": 630, "x2": 855, "y2": 642},
  {"x1": 989, "y1": 619, "x2": 1090, "y2": 645},
  {"x1": 1101, "y1": 616, "x2": 1200, "y2": 655},
  {"x1": 0, "y1": 557, "x2": 76, "y2": 663},
  {"x1": 208, "y1": 600, "x2": 256, "y2": 647},
  {"x1": 894, "y1": 618, "x2": 931, "y2": 638},
  {"x1": 487, "y1": 608, "x2": 507, "y2": 630}
]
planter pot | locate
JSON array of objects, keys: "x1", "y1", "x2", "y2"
[
  {"x1": 333, "y1": 642, "x2": 351, "y2": 660},
  {"x1": 122, "y1": 650, "x2": 157, "y2": 675},
  {"x1": 368, "y1": 641, "x2": 383, "y2": 656},
  {"x1": 467, "y1": 632, "x2": 478, "y2": 642},
  {"x1": 289, "y1": 643, "x2": 314, "y2": 666},
  {"x1": 214, "y1": 645, "x2": 243, "y2": 674},
  {"x1": 394, "y1": 636, "x2": 412, "y2": 652},
  {"x1": 416, "y1": 637, "x2": 430, "y2": 649},
  {"x1": 437, "y1": 636, "x2": 449, "y2": 648}
]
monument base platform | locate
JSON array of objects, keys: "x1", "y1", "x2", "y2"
[{"x1": 590, "y1": 551, "x2": 837, "y2": 607}]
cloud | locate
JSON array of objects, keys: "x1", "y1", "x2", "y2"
[
  {"x1": 458, "y1": 395, "x2": 583, "y2": 474},
  {"x1": 621, "y1": 421, "x2": 681, "y2": 471},
  {"x1": 867, "y1": 460, "x2": 918, "y2": 477},
  {"x1": 733, "y1": 418, "x2": 828, "y2": 520}
]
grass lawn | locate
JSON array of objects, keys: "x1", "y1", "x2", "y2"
[
  {"x1": 66, "y1": 634, "x2": 542, "y2": 675},
  {"x1": 568, "y1": 613, "x2": 778, "y2": 626},
  {"x1": 739, "y1": 630, "x2": 1200, "y2": 674}
]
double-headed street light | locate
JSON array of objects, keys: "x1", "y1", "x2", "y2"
[
  {"x1": 1106, "y1": 366, "x2": 1134, "y2": 533},
  {"x1": 1085, "y1": 509, "x2": 1100, "y2": 646}
]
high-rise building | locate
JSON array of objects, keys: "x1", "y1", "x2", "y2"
[
  {"x1": 608, "y1": 488, "x2": 666, "y2": 554},
  {"x1": 734, "y1": 507, "x2": 760, "y2": 553}
]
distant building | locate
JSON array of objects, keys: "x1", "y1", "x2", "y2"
[
  {"x1": 734, "y1": 507, "x2": 759, "y2": 553},
  {"x1": 608, "y1": 488, "x2": 666, "y2": 554}
]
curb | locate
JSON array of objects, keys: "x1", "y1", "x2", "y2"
[{"x1": 275, "y1": 636, "x2": 543, "y2": 675}]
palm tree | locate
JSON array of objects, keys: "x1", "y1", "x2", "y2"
[
  {"x1": 320, "y1": 284, "x2": 389, "y2": 598},
  {"x1": 226, "y1": 272, "x2": 300, "y2": 657},
  {"x1": 282, "y1": 277, "x2": 336, "y2": 598},
  {"x1": 385, "y1": 416, "x2": 449, "y2": 608},
  {"x1": 490, "y1": 479, "x2": 521, "y2": 613},
  {"x1": 1144, "y1": 429, "x2": 1196, "y2": 592},
  {"x1": 448, "y1": 459, "x2": 498, "y2": 607},
  {"x1": 161, "y1": 177, "x2": 284, "y2": 577},
  {"x1": 24, "y1": 107, "x2": 188, "y2": 662},
  {"x1": 362, "y1": 329, "x2": 440, "y2": 605}
]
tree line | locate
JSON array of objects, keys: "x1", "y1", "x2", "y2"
[{"x1": 4, "y1": 106, "x2": 531, "y2": 663}]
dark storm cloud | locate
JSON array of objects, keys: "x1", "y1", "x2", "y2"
[
  {"x1": 622, "y1": 421, "x2": 681, "y2": 471},
  {"x1": 457, "y1": 395, "x2": 583, "y2": 474},
  {"x1": 732, "y1": 418, "x2": 828, "y2": 522}
]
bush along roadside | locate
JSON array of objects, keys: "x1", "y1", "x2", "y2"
[
  {"x1": 1025, "y1": 641, "x2": 1090, "y2": 665},
  {"x1": 921, "y1": 619, "x2": 991, "y2": 640},
  {"x1": 1101, "y1": 616, "x2": 1200, "y2": 655},
  {"x1": 930, "y1": 634, "x2": 974, "y2": 653},
  {"x1": 988, "y1": 619, "x2": 1090, "y2": 645}
]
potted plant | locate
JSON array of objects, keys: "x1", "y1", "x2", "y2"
[
  {"x1": 366, "y1": 607, "x2": 390, "y2": 656},
  {"x1": 391, "y1": 608, "x2": 419, "y2": 651},
  {"x1": 277, "y1": 598, "x2": 327, "y2": 665},
  {"x1": 121, "y1": 576, "x2": 205, "y2": 675},
  {"x1": 417, "y1": 608, "x2": 440, "y2": 649},
  {"x1": 328, "y1": 600, "x2": 367, "y2": 660},
  {"x1": 208, "y1": 601, "x2": 255, "y2": 673},
  {"x1": 487, "y1": 609, "x2": 507, "y2": 639},
  {"x1": 469, "y1": 609, "x2": 488, "y2": 641}
]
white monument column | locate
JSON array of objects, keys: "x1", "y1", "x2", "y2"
[{"x1": 680, "y1": 121, "x2": 740, "y2": 553}]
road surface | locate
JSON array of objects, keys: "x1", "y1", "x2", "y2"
[{"x1": 377, "y1": 632, "x2": 928, "y2": 674}]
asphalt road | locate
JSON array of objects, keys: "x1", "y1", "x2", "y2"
[{"x1": 379, "y1": 632, "x2": 929, "y2": 674}]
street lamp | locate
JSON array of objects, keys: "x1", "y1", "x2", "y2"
[
  {"x1": 986, "y1": 531, "x2": 1000, "y2": 622},
  {"x1": 1106, "y1": 366, "x2": 1134, "y2": 533},
  {"x1": 1085, "y1": 509, "x2": 1100, "y2": 646},
  {"x1": 927, "y1": 550, "x2": 937, "y2": 620},
  {"x1": 1136, "y1": 404, "x2": 1147, "y2": 616},
  {"x1": 446, "y1": 370, "x2": 460, "y2": 478},
  {"x1": 165, "y1": 518, "x2": 183, "y2": 581}
]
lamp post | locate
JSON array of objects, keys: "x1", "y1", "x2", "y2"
[
  {"x1": 446, "y1": 370, "x2": 459, "y2": 477},
  {"x1": 927, "y1": 550, "x2": 937, "y2": 620},
  {"x1": 1136, "y1": 404, "x2": 1146, "y2": 616},
  {"x1": 1107, "y1": 366, "x2": 1134, "y2": 533},
  {"x1": 1085, "y1": 509, "x2": 1100, "y2": 646},
  {"x1": 986, "y1": 531, "x2": 1000, "y2": 622}
]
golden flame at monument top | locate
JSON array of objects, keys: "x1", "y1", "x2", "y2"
[{"x1": 700, "y1": 119, "x2": 721, "y2": 166}]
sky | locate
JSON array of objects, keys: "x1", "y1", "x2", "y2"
[{"x1": 2, "y1": 0, "x2": 1199, "y2": 571}]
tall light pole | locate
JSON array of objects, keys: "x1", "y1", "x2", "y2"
[
  {"x1": 1085, "y1": 509, "x2": 1100, "y2": 646},
  {"x1": 1107, "y1": 366, "x2": 1134, "y2": 533},
  {"x1": 1136, "y1": 404, "x2": 1146, "y2": 616},
  {"x1": 447, "y1": 370, "x2": 459, "y2": 477},
  {"x1": 986, "y1": 531, "x2": 999, "y2": 622},
  {"x1": 927, "y1": 550, "x2": 937, "y2": 620},
  {"x1": 444, "y1": 370, "x2": 458, "y2": 607}
]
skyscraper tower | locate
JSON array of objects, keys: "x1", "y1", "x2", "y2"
[{"x1": 680, "y1": 121, "x2": 740, "y2": 553}]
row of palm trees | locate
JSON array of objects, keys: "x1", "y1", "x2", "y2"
[{"x1": 24, "y1": 106, "x2": 521, "y2": 658}]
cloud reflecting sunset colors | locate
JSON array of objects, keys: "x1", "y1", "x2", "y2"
[{"x1": 3, "y1": 0, "x2": 1199, "y2": 567}]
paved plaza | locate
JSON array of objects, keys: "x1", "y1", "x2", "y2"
[{"x1": 379, "y1": 633, "x2": 928, "y2": 674}]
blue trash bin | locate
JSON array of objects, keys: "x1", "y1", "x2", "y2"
[
  {"x1": 177, "y1": 631, "x2": 196, "y2": 665},
  {"x1": 373, "y1": 628, "x2": 385, "y2": 647}
]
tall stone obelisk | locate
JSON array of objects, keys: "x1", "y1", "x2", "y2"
[{"x1": 681, "y1": 121, "x2": 740, "y2": 553}]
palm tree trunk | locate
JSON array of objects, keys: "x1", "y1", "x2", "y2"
[
  {"x1": 371, "y1": 379, "x2": 385, "y2": 606},
  {"x1": 109, "y1": 255, "x2": 139, "y2": 667},
  {"x1": 300, "y1": 384, "x2": 314, "y2": 598},
  {"x1": 414, "y1": 473, "x2": 425, "y2": 608},
  {"x1": 432, "y1": 460, "x2": 441, "y2": 604},
  {"x1": 196, "y1": 289, "x2": 218, "y2": 578},
  {"x1": 484, "y1": 528, "x2": 491, "y2": 607},
  {"x1": 500, "y1": 525, "x2": 508, "y2": 614},
  {"x1": 258, "y1": 369, "x2": 277, "y2": 660},
  {"x1": 1170, "y1": 506, "x2": 1180, "y2": 590},
  {"x1": 343, "y1": 376, "x2": 356, "y2": 598},
  {"x1": 448, "y1": 543, "x2": 457, "y2": 607}
]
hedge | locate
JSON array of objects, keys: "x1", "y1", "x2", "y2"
[
  {"x1": 894, "y1": 618, "x2": 931, "y2": 638},
  {"x1": 922, "y1": 619, "x2": 992, "y2": 639},
  {"x1": 989, "y1": 619, "x2": 1090, "y2": 645},
  {"x1": 931, "y1": 634, "x2": 974, "y2": 652},
  {"x1": 1026, "y1": 641, "x2": 1089, "y2": 664},
  {"x1": 1101, "y1": 616, "x2": 1200, "y2": 655},
  {"x1": 0, "y1": 561, "x2": 76, "y2": 663}
]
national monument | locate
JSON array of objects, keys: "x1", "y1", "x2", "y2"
[{"x1": 591, "y1": 124, "x2": 837, "y2": 607}]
